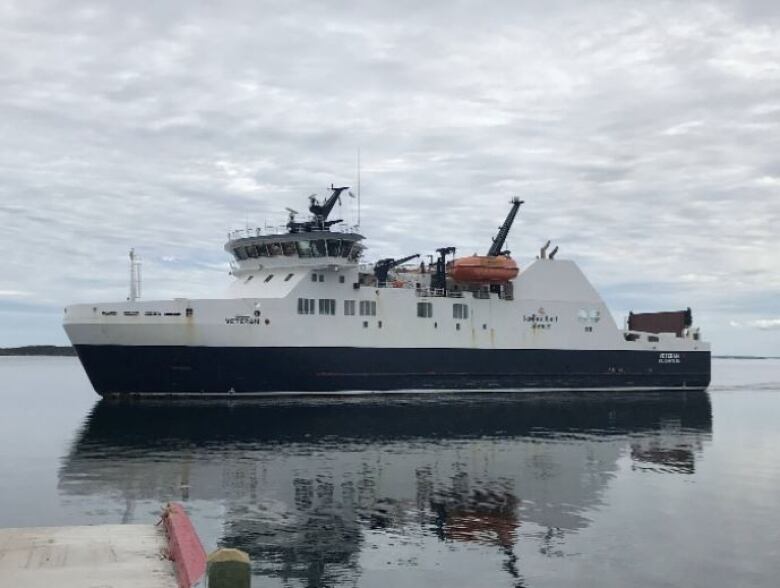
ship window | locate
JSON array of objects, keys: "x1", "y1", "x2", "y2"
[
  {"x1": 245, "y1": 246, "x2": 259, "y2": 258},
  {"x1": 245, "y1": 275, "x2": 254, "y2": 284},
  {"x1": 339, "y1": 275, "x2": 345, "y2": 284},
  {"x1": 378, "y1": 320, "x2": 383, "y2": 329},
  {"x1": 648, "y1": 335, "x2": 659, "y2": 342},
  {"x1": 297, "y1": 240, "x2": 313, "y2": 258},
  {"x1": 363, "y1": 321, "x2": 368, "y2": 328},
  {"x1": 233, "y1": 247, "x2": 248, "y2": 261},
  {"x1": 311, "y1": 273, "x2": 318, "y2": 282},
  {"x1": 456, "y1": 323, "x2": 461, "y2": 331},
  {"x1": 311, "y1": 240, "x2": 326, "y2": 257},
  {"x1": 327, "y1": 240, "x2": 341, "y2": 257},
  {"x1": 344, "y1": 300, "x2": 356, "y2": 315},
  {"x1": 267, "y1": 243, "x2": 283, "y2": 256},
  {"x1": 417, "y1": 302, "x2": 433, "y2": 318},
  {"x1": 452, "y1": 303, "x2": 469, "y2": 319},
  {"x1": 585, "y1": 326, "x2": 593, "y2": 333},
  {"x1": 318, "y1": 274, "x2": 324, "y2": 283},
  {"x1": 282, "y1": 241, "x2": 297, "y2": 256},
  {"x1": 284, "y1": 273, "x2": 294, "y2": 281},
  {"x1": 319, "y1": 299, "x2": 336, "y2": 315},
  {"x1": 297, "y1": 298, "x2": 315, "y2": 315},
  {"x1": 359, "y1": 300, "x2": 376, "y2": 316},
  {"x1": 264, "y1": 274, "x2": 274, "y2": 283},
  {"x1": 348, "y1": 244, "x2": 363, "y2": 261},
  {"x1": 341, "y1": 242, "x2": 353, "y2": 258},
  {"x1": 257, "y1": 243, "x2": 269, "y2": 257}
]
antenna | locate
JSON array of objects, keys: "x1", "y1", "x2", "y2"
[
  {"x1": 357, "y1": 148, "x2": 361, "y2": 227},
  {"x1": 128, "y1": 248, "x2": 142, "y2": 302}
]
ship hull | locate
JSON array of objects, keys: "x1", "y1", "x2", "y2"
[{"x1": 73, "y1": 345, "x2": 711, "y2": 396}]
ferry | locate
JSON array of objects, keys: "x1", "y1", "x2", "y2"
[{"x1": 62, "y1": 185, "x2": 711, "y2": 395}]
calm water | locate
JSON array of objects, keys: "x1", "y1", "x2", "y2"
[{"x1": 1, "y1": 358, "x2": 779, "y2": 587}]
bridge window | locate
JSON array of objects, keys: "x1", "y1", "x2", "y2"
[
  {"x1": 268, "y1": 242, "x2": 283, "y2": 256},
  {"x1": 344, "y1": 300, "x2": 356, "y2": 315},
  {"x1": 359, "y1": 300, "x2": 376, "y2": 316},
  {"x1": 297, "y1": 241, "x2": 313, "y2": 258},
  {"x1": 297, "y1": 298, "x2": 315, "y2": 315},
  {"x1": 245, "y1": 246, "x2": 258, "y2": 258},
  {"x1": 417, "y1": 302, "x2": 433, "y2": 318},
  {"x1": 282, "y1": 242, "x2": 297, "y2": 256},
  {"x1": 453, "y1": 303, "x2": 469, "y2": 319},
  {"x1": 257, "y1": 243, "x2": 269, "y2": 257},
  {"x1": 311, "y1": 240, "x2": 326, "y2": 257},
  {"x1": 319, "y1": 299, "x2": 336, "y2": 315},
  {"x1": 233, "y1": 247, "x2": 248, "y2": 260},
  {"x1": 327, "y1": 239, "x2": 341, "y2": 256}
]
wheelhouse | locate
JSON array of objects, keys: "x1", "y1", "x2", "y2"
[{"x1": 226, "y1": 231, "x2": 365, "y2": 263}]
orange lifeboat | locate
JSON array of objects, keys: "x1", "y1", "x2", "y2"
[{"x1": 451, "y1": 255, "x2": 519, "y2": 283}]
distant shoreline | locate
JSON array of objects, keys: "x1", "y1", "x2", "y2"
[{"x1": 0, "y1": 346, "x2": 76, "y2": 357}]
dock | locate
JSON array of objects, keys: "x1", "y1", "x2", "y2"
[{"x1": 0, "y1": 503, "x2": 207, "y2": 588}]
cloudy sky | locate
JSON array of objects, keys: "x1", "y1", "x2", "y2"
[{"x1": 1, "y1": 0, "x2": 778, "y2": 354}]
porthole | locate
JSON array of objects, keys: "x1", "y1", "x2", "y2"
[
  {"x1": 254, "y1": 310, "x2": 261, "y2": 317},
  {"x1": 264, "y1": 318, "x2": 270, "y2": 325}
]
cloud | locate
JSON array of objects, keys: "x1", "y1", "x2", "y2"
[
  {"x1": 749, "y1": 319, "x2": 780, "y2": 331},
  {"x1": 0, "y1": 0, "x2": 778, "y2": 354}
]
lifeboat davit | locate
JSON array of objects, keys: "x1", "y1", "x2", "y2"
[{"x1": 451, "y1": 255, "x2": 519, "y2": 283}]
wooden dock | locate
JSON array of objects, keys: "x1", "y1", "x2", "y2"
[{"x1": 0, "y1": 503, "x2": 207, "y2": 588}]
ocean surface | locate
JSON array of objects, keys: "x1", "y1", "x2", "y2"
[{"x1": 1, "y1": 357, "x2": 778, "y2": 588}]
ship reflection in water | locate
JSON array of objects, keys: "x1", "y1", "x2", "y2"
[{"x1": 59, "y1": 392, "x2": 712, "y2": 587}]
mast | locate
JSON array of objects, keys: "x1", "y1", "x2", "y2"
[
  {"x1": 487, "y1": 197, "x2": 524, "y2": 257},
  {"x1": 128, "y1": 249, "x2": 141, "y2": 302},
  {"x1": 357, "y1": 148, "x2": 361, "y2": 227}
]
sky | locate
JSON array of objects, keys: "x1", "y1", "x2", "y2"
[{"x1": 0, "y1": 0, "x2": 778, "y2": 354}]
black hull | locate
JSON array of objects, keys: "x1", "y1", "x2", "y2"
[{"x1": 73, "y1": 345, "x2": 711, "y2": 396}]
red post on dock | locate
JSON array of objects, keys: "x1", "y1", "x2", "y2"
[{"x1": 162, "y1": 502, "x2": 207, "y2": 588}]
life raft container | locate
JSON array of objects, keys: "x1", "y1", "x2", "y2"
[{"x1": 451, "y1": 255, "x2": 519, "y2": 283}]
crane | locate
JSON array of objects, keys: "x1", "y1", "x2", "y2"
[
  {"x1": 373, "y1": 253, "x2": 420, "y2": 284},
  {"x1": 487, "y1": 197, "x2": 524, "y2": 257},
  {"x1": 309, "y1": 185, "x2": 349, "y2": 226}
]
